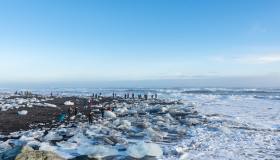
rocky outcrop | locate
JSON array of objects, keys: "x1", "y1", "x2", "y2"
[{"x1": 15, "y1": 146, "x2": 65, "y2": 160}]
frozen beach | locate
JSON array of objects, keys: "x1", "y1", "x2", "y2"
[{"x1": 0, "y1": 88, "x2": 280, "y2": 160}]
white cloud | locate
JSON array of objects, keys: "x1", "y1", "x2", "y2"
[
  {"x1": 236, "y1": 54, "x2": 280, "y2": 64},
  {"x1": 211, "y1": 54, "x2": 280, "y2": 64}
]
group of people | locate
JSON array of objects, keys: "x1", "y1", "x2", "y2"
[
  {"x1": 88, "y1": 92, "x2": 158, "y2": 101},
  {"x1": 124, "y1": 93, "x2": 157, "y2": 100},
  {"x1": 57, "y1": 92, "x2": 158, "y2": 124},
  {"x1": 86, "y1": 98, "x2": 116, "y2": 124}
]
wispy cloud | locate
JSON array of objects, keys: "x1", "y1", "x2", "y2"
[
  {"x1": 211, "y1": 54, "x2": 280, "y2": 64},
  {"x1": 236, "y1": 54, "x2": 280, "y2": 64},
  {"x1": 250, "y1": 23, "x2": 267, "y2": 34}
]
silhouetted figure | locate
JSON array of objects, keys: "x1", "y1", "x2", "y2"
[
  {"x1": 144, "y1": 94, "x2": 148, "y2": 100},
  {"x1": 151, "y1": 95, "x2": 154, "y2": 99},
  {"x1": 50, "y1": 92, "x2": 53, "y2": 97},
  {"x1": 132, "y1": 93, "x2": 134, "y2": 99},
  {"x1": 95, "y1": 94, "x2": 98, "y2": 99},
  {"x1": 138, "y1": 94, "x2": 142, "y2": 99},
  {"x1": 100, "y1": 107, "x2": 105, "y2": 118},
  {"x1": 155, "y1": 93, "x2": 158, "y2": 99},
  {"x1": 67, "y1": 106, "x2": 72, "y2": 121},
  {"x1": 74, "y1": 106, "x2": 78, "y2": 116},
  {"x1": 88, "y1": 111, "x2": 94, "y2": 124},
  {"x1": 124, "y1": 94, "x2": 127, "y2": 99},
  {"x1": 127, "y1": 93, "x2": 130, "y2": 98}
]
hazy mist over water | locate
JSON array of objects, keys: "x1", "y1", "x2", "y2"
[{"x1": 1, "y1": 75, "x2": 280, "y2": 90}]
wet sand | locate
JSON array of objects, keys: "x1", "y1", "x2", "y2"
[{"x1": 0, "y1": 95, "x2": 180, "y2": 135}]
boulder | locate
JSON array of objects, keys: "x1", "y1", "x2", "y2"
[{"x1": 15, "y1": 146, "x2": 65, "y2": 160}]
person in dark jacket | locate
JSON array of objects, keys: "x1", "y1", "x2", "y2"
[
  {"x1": 74, "y1": 106, "x2": 78, "y2": 116},
  {"x1": 100, "y1": 107, "x2": 105, "y2": 118},
  {"x1": 88, "y1": 111, "x2": 94, "y2": 124}
]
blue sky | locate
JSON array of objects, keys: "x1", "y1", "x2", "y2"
[{"x1": 0, "y1": 0, "x2": 280, "y2": 86}]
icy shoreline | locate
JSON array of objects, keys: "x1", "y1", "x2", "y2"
[
  {"x1": 1, "y1": 88, "x2": 280, "y2": 160},
  {"x1": 0, "y1": 92, "x2": 202, "y2": 159}
]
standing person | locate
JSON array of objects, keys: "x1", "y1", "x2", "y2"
[
  {"x1": 124, "y1": 94, "x2": 127, "y2": 99},
  {"x1": 155, "y1": 93, "x2": 157, "y2": 99},
  {"x1": 144, "y1": 94, "x2": 148, "y2": 100},
  {"x1": 74, "y1": 106, "x2": 78, "y2": 116},
  {"x1": 112, "y1": 102, "x2": 116, "y2": 112},
  {"x1": 151, "y1": 95, "x2": 154, "y2": 99},
  {"x1": 67, "y1": 106, "x2": 72, "y2": 121},
  {"x1": 87, "y1": 111, "x2": 94, "y2": 124},
  {"x1": 132, "y1": 93, "x2": 134, "y2": 99},
  {"x1": 58, "y1": 113, "x2": 66, "y2": 123},
  {"x1": 100, "y1": 107, "x2": 105, "y2": 118}
]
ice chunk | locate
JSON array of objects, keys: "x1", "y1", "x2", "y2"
[
  {"x1": 18, "y1": 110, "x2": 28, "y2": 115},
  {"x1": 64, "y1": 101, "x2": 74, "y2": 106},
  {"x1": 56, "y1": 141, "x2": 78, "y2": 150},
  {"x1": 117, "y1": 120, "x2": 131, "y2": 130},
  {"x1": 0, "y1": 141, "x2": 12, "y2": 153},
  {"x1": 179, "y1": 153, "x2": 188, "y2": 160},
  {"x1": 44, "y1": 131, "x2": 63, "y2": 141},
  {"x1": 39, "y1": 142, "x2": 57, "y2": 152},
  {"x1": 127, "y1": 142, "x2": 162, "y2": 158},
  {"x1": 115, "y1": 107, "x2": 128, "y2": 114},
  {"x1": 77, "y1": 144, "x2": 118, "y2": 159},
  {"x1": 104, "y1": 111, "x2": 116, "y2": 118},
  {"x1": 146, "y1": 127, "x2": 164, "y2": 141},
  {"x1": 43, "y1": 103, "x2": 57, "y2": 108}
]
